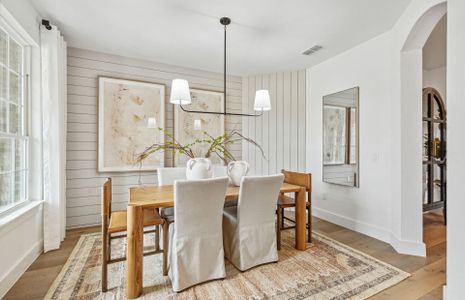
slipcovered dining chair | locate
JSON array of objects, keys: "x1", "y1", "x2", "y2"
[
  {"x1": 157, "y1": 167, "x2": 186, "y2": 223},
  {"x1": 222, "y1": 174, "x2": 284, "y2": 271},
  {"x1": 164, "y1": 177, "x2": 229, "y2": 291},
  {"x1": 157, "y1": 167, "x2": 186, "y2": 185}
]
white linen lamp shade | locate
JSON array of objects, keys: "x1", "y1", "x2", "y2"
[
  {"x1": 170, "y1": 79, "x2": 192, "y2": 105},
  {"x1": 254, "y1": 90, "x2": 271, "y2": 111}
]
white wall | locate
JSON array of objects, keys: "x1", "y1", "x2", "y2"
[
  {"x1": 0, "y1": 203, "x2": 43, "y2": 298},
  {"x1": 446, "y1": 0, "x2": 465, "y2": 297},
  {"x1": 66, "y1": 47, "x2": 242, "y2": 228},
  {"x1": 242, "y1": 71, "x2": 306, "y2": 176},
  {"x1": 306, "y1": 32, "x2": 393, "y2": 243},
  {"x1": 306, "y1": 0, "x2": 447, "y2": 257},
  {"x1": 0, "y1": 2, "x2": 44, "y2": 298},
  {"x1": 423, "y1": 66, "x2": 447, "y2": 100}
]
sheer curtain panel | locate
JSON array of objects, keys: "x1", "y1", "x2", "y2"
[{"x1": 41, "y1": 25, "x2": 67, "y2": 252}]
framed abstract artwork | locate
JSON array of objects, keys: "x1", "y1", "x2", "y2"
[
  {"x1": 98, "y1": 77, "x2": 165, "y2": 172},
  {"x1": 174, "y1": 88, "x2": 225, "y2": 166}
]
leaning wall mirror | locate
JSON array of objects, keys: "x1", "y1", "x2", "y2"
[{"x1": 322, "y1": 87, "x2": 359, "y2": 187}]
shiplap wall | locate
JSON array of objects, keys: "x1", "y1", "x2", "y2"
[
  {"x1": 242, "y1": 70, "x2": 306, "y2": 175},
  {"x1": 66, "y1": 48, "x2": 242, "y2": 228}
]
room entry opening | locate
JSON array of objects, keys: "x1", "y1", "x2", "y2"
[{"x1": 422, "y1": 87, "x2": 446, "y2": 223}]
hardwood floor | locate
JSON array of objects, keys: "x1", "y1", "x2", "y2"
[{"x1": 4, "y1": 212, "x2": 446, "y2": 300}]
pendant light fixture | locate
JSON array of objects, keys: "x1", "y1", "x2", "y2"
[{"x1": 170, "y1": 17, "x2": 271, "y2": 116}]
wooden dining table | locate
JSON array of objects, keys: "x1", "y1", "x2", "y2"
[{"x1": 126, "y1": 182, "x2": 308, "y2": 298}]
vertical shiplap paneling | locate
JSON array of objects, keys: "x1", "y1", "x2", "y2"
[
  {"x1": 297, "y1": 70, "x2": 307, "y2": 172},
  {"x1": 262, "y1": 74, "x2": 270, "y2": 175},
  {"x1": 267, "y1": 73, "x2": 278, "y2": 174},
  {"x1": 255, "y1": 76, "x2": 262, "y2": 176},
  {"x1": 290, "y1": 70, "x2": 299, "y2": 171},
  {"x1": 66, "y1": 47, "x2": 242, "y2": 228},
  {"x1": 283, "y1": 72, "x2": 291, "y2": 171},
  {"x1": 242, "y1": 70, "x2": 305, "y2": 175},
  {"x1": 242, "y1": 76, "x2": 249, "y2": 163},
  {"x1": 247, "y1": 76, "x2": 256, "y2": 174},
  {"x1": 276, "y1": 72, "x2": 284, "y2": 173}
]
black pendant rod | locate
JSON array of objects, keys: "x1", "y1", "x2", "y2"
[
  {"x1": 180, "y1": 17, "x2": 263, "y2": 117},
  {"x1": 224, "y1": 19, "x2": 227, "y2": 114}
]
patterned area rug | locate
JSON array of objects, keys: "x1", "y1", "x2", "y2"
[{"x1": 44, "y1": 230, "x2": 409, "y2": 299}]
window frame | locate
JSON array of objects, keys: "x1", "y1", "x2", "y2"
[{"x1": 0, "y1": 14, "x2": 32, "y2": 215}]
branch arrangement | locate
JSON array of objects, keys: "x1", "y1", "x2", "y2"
[{"x1": 136, "y1": 128, "x2": 266, "y2": 164}]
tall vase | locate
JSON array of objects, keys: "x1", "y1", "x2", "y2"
[
  {"x1": 227, "y1": 161, "x2": 249, "y2": 186},
  {"x1": 186, "y1": 158, "x2": 213, "y2": 180}
]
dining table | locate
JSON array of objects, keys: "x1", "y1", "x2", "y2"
[{"x1": 125, "y1": 182, "x2": 309, "y2": 299}]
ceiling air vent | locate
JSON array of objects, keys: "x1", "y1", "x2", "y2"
[{"x1": 302, "y1": 45, "x2": 323, "y2": 56}]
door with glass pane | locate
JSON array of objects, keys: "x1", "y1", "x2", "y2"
[{"x1": 422, "y1": 87, "x2": 446, "y2": 222}]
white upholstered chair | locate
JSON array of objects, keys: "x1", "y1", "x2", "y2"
[
  {"x1": 222, "y1": 174, "x2": 284, "y2": 271},
  {"x1": 157, "y1": 167, "x2": 186, "y2": 222},
  {"x1": 157, "y1": 167, "x2": 186, "y2": 185},
  {"x1": 165, "y1": 177, "x2": 229, "y2": 292}
]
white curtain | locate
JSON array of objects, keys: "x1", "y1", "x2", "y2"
[{"x1": 41, "y1": 25, "x2": 67, "y2": 252}]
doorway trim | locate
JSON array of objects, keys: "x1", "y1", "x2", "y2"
[{"x1": 394, "y1": 0, "x2": 446, "y2": 256}]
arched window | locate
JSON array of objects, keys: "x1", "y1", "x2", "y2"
[{"x1": 422, "y1": 87, "x2": 446, "y2": 218}]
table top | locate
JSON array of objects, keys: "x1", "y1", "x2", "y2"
[{"x1": 129, "y1": 182, "x2": 303, "y2": 208}]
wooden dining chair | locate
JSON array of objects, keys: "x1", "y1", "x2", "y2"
[
  {"x1": 101, "y1": 178, "x2": 164, "y2": 292},
  {"x1": 276, "y1": 170, "x2": 312, "y2": 250}
]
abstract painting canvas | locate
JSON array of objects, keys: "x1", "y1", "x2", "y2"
[
  {"x1": 174, "y1": 89, "x2": 224, "y2": 166},
  {"x1": 98, "y1": 77, "x2": 165, "y2": 172}
]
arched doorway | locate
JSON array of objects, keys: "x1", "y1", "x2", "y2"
[
  {"x1": 393, "y1": 0, "x2": 446, "y2": 256},
  {"x1": 422, "y1": 87, "x2": 446, "y2": 223}
]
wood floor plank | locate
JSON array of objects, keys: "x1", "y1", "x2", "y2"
[
  {"x1": 4, "y1": 214, "x2": 445, "y2": 299},
  {"x1": 370, "y1": 258, "x2": 445, "y2": 299}
]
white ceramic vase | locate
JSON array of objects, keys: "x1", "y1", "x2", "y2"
[
  {"x1": 186, "y1": 158, "x2": 213, "y2": 180},
  {"x1": 227, "y1": 161, "x2": 249, "y2": 186}
]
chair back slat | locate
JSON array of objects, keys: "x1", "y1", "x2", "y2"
[
  {"x1": 102, "y1": 178, "x2": 112, "y2": 219},
  {"x1": 281, "y1": 170, "x2": 311, "y2": 192}
]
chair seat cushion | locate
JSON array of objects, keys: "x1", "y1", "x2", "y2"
[
  {"x1": 277, "y1": 194, "x2": 310, "y2": 208},
  {"x1": 224, "y1": 199, "x2": 238, "y2": 208},
  {"x1": 108, "y1": 209, "x2": 163, "y2": 234},
  {"x1": 277, "y1": 194, "x2": 296, "y2": 208},
  {"x1": 161, "y1": 207, "x2": 175, "y2": 223},
  {"x1": 223, "y1": 205, "x2": 238, "y2": 221},
  {"x1": 161, "y1": 207, "x2": 174, "y2": 217}
]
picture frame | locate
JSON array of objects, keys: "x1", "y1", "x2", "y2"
[
  {"x1": 174, "y1": 88, "x2": 225, "y2": 166},
  {"x1": 98, "y1": 77, "x2": 165, "y2": 172}
]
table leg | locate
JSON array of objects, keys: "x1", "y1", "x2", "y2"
[
  {"x1": 126, "y1": 205, "x2": 143, "y2": 299},
  {"x1": 295, "y1": 187, "x2": 307, "y2": 250}
]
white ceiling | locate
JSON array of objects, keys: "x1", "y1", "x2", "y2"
[
  {"x1": 423, "y1": 14, "x2": 447, "y2": 70},
  {"x1": 30, "y1": 0, "x2": 412, "y2": 75}
]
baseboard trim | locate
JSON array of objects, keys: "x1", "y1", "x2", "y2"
[
  {"x1": 313, "y1": 206, "x2": 391, "y2": 243},
  {"x1": 313, "y1": 206, "x2": 426, "y2": 257},
  {"x1": 390, "y1": 233, "x2": 426, "y2": 257},
  {"x1": 0, "y1": 239, "x2": 43, "y2": 298}
]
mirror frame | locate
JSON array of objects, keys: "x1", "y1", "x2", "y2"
[{"x1": 322, "y1": 86, "x2": 360, "y2": 187}]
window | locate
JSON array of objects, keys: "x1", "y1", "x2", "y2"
[{"x1": 0, "y1": 25, "x2": 28, "y2": 213}]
